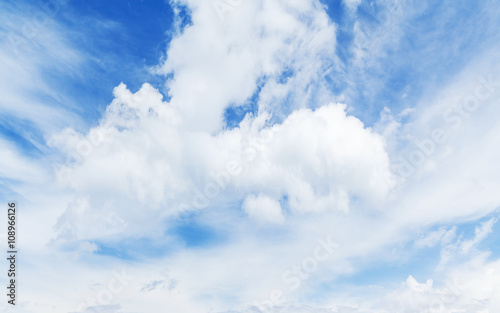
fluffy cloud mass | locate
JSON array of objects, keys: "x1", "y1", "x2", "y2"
[
  {"x1": 49, "y1": 0, "x2": 393, "y2": 244},
  {"x1": 160, "y1": 0, "x2": 338, "y2": 132},
  {"x1": 3, "y1": 0, "x2": 500, "y2": 312},
  {"x1": 51, "y1": 82, "x2": 393, "y2": 241}
]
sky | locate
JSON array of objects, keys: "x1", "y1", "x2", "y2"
[{"x1": 1, "y1": 0, "x2": 500, "y2": 312}]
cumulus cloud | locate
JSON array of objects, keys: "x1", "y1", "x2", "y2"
[
  {"x1": 159, "y1": 0, "x2": 338, "y2": 131},
  {"x1": 42, "y1": 0, "x2": 394, "y2": 246},
  {"x1": 50, "y1": 80, "x2": 393, "y2": 242}
]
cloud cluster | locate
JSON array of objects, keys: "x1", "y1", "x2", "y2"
[
  {"x1": 3, "y1": 0, "x2": 500, "y2": 312},
  {"x1": 160, "y1": 0, "x2": 338, "y2": 131},
  {"x1": 48, "y1": 0, "x2": 393, "y2": 244},
  {"x1": 51, "y1": 81, "x2": 393, "y2": 242}
]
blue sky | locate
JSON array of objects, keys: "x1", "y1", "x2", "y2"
[
  {"x1": 3, "y1": 0, "x2": 174, "y2": 121},
  {"x1": 1, "y1": 0, "x2": 500, "y2": 312}
]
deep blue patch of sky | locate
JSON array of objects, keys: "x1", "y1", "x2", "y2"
[{"x1": 55, "y1": 0, "x2": 176, "y2": 123}]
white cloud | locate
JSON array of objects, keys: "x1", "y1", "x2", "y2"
[
  {"x1": 159, "y1": 0, "x2": 337, "y2": 132},
  {"x1": 50, "y1": 80, "x2": 393, "y2": 242},
  {"x1": 343, "y1": 0, "x2": 362, "y2": 11},
  {"x1": 385, "y1": 49, "x2": 500, "y2": 228},
  {"x1": 0, "y1": 2, "x2": 84, "y2": 135},
  {"x1": 4, "y1": 0, "x2": 500, "y2": 312},
  {"x1": 40, "y1": 0, "x2": 392, "y2": 244},
  {"x1": 405, "y1": 275, "x2": 433, "y2": 292},
  {"x1": 459, "y1": 218, "x2": 496, "y2": 254},
  {"x1": 242, "y1": 194, "x2": 284, "y2": 224},
  {"x1": 0, "y1": 137, "x2": 47, "y2": 184},
  {"x1": 414, "y1": 227, "x2": 456, "y2": 248}
]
